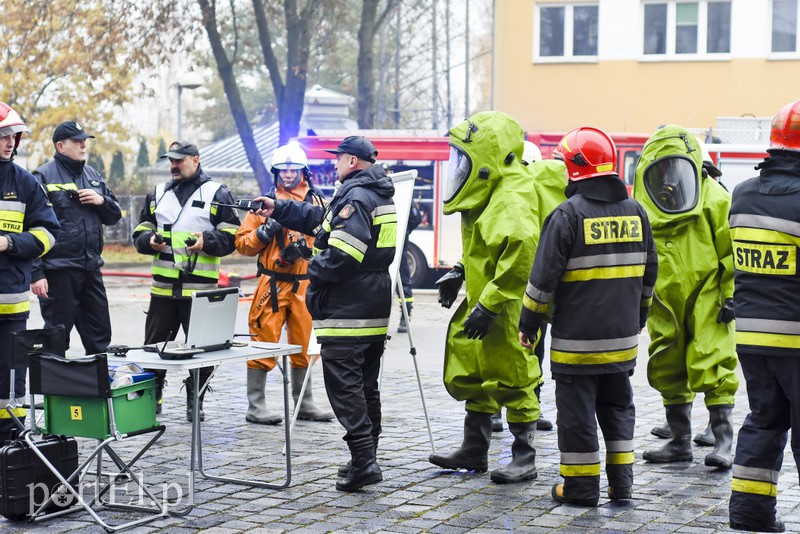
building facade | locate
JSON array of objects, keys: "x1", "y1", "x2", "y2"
[{"x1": 492, "y1": 0, "x2": 800, "y2": 135}]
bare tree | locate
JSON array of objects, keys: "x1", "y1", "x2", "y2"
[
  {"x1": 253, "y1": 0, "x2": 321, "y2": 145},
  {"x1": 198, "y1": 0, "x2": 272, "y2": 192},
  {"x1": 357, "y1": 0, "x2": 400, "y2": 128}
]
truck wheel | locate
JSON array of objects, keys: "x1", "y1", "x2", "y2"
[{"x1": 406, "y1": 242, "x2": 428, "y2": 288}]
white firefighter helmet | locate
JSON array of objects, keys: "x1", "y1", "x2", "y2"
[
  {"x1": 695, "y1": 136, "x2": 722, "y2": 179},
  {"x1": 270, "y1": 143, "x2": 309, "y2": 171},
  {"x1": 521, "y1": 140, "x2": 542, "y2": 165}
]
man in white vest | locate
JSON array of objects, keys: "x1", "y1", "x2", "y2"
[{"x1": 132, "y1": 140, "x2": 240, "y2": 421}]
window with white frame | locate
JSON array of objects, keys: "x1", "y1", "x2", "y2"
[
  {"x1": 772, "y1": 0, "x2": 799, "y2": 52},
  {"x1": 643, "y1": 1, "x2": 731, "y2": 57},
  {"x1": 537, "y1": 3, "x2": 598, "y2": 60}
]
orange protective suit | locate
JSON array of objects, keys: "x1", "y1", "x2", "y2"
[{"x1": 235, "y1": 180, "x2": 320, "y2": 371}]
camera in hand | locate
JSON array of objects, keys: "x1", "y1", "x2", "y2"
[
  {"x1": 236, "y1": 199, "x2": 264, "y2": 211},
  {"x1": 153, "y1": 232, "x2": 165, "y2": 244},
  {"x1": 185, "y1": 236, "x2": 198, "y2": 247}
]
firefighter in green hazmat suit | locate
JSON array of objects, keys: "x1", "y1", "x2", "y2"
[
  {"x1": 428, "y1": 111, "x2": 543, "y2": 484},
  {"x1": 491, "y1": 142, "x2": 566, "y2": 435},
  {"x1": 633, "y1": 124, "x2": 738, "y2": 469}
]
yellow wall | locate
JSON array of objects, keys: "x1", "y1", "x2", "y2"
[{"x1": 493, "y1": 0, "x2": 800, "y2": 133}]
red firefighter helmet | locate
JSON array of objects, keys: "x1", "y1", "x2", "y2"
[
  {"x1": 769, "y1": 99, "x2": 800, "y2": 153},
  {"x1": 553, "y1": 127, "x2": 618, "y2": 181},
  {"x1": 0, "y1": 102, "x2": 30, "y2": 152}
]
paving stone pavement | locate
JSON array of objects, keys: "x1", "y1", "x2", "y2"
[{"x1": 2, "y1": 279, "x2": 798, "y2": 532}]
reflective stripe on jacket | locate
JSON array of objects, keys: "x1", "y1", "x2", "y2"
[
  {"x1": 0, "y1": 162, "x2": 60, "y2": 319},
  {"x1": 32, "y1": 158, "x2": 120, "y2": 275},
  {"x1": 730, "y1": 156, "x2": 800, "y2": 356},
  {"x1": 521, "y1": 191, "x2": 658, "y2": 374}
]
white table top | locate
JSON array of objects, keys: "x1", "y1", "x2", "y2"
[{"x1": 104, "y1": 342, "x2": 303, "y2": 371}]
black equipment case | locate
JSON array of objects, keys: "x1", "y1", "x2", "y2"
[{"x1": 0, "y1": 435, "x2": 79, "y2": 520}]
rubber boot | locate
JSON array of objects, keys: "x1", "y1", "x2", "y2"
[
  {"x1": 245, "y1": 368, "x2": 282, "y2": 425},
  {"x1": 650, "y1": 421, "x2": 672, "y2": 439},
  {"x1": 336, "y1": 436, "x2": 383, "y2": 492},
  {"x1": 291, "y1": 367, "x2": 334, "y2": 421},
  {"x1": 397, "y1": 304, "x2": 411, "y2": 333},
  {"x1": 730, "y1": 518, "x2": 785, "y2": 532},
  {"x1": 185, "y1": 369, "x2": 213, "y2": 423},
  {"x1": 704, "y1": 404, "x2": 733, "y2": 469},
  {"x1": 491, "y1": 411, "x2": 503, "y2": 432},
  {"x1": 533, "y1": 384, "x2": 552, "y2": 431},
  {"x1": 429, "y1": 411, "x2": 492, "y2": 473},
  {"x1": 490, "y1": 421, "x2": 538, "y2": 483},
  {"x1": 339, "y1": 436, "x2": 377, "y2": 477},
  {"x1": 643, "y1": 403, "x2": 693, "y2": 463},
  {"x1": 694, "y1": 421, "x2": 715, "y2": 447}
]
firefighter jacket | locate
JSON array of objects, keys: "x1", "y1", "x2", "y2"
[
  {"x1": 132, "y1": 167, "x2": 239, "y2": 298},
  {"x1": 730, "y1": 152, "x2": 800, "y2": 357},
  {"x1": 271, "y1": 164, "x2": 397, "y2": 345},
  {"x1": 0, "y1": 160, "x2": 60, "y2": 320},
  {"x1": 520, "y1": 176, "x2": 658, "y2": 375},
  {"x1": 31, "y1": 153, "x2": 121, "y2": 279}
]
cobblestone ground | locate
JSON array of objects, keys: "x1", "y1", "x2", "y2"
[
  {"x1": 1, "y1": 276, "x2": 798, "y2": 532},
  {"x1": 1, "y1": 366, "x2": 797, "y2": 533}
]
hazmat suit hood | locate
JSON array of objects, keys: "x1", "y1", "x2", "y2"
[
  {"x1": 529, "y1": 159, "x2": 568, "y2": 219},
  {"x1": 443, "y1": 111, "x2": 525, "y2": 214},
  {"x1": 634, "y1": 124, "x2": 704, "y2": 228}
]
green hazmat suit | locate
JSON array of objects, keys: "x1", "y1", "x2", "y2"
[
  {"x1": 633, "y1": 125, "x2": 738, "y2": 406},
  {"x1": 531, "y1": 159, "x2": 568, "y2": 227},
  {"x1": 442, "y1": 111, "x2": 542, "y2": 423}
]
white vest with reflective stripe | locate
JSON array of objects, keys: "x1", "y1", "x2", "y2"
[{"x1": 152, "y1": 181, "x2": 222, "y2": 280}]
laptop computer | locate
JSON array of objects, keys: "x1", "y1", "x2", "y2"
[{"x1": 143, "y1": 287, "x2": 239, "y2": 359}]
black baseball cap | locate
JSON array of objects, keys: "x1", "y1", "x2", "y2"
[
  {"x1": 324, "y1": 136, "x2": 378, "y2": 163},
  {"x1": 53, "y1": 121, "x2": 95, "y2": 143},
  {"x1": 161, "y1": 140, "x2": 200, "y2": 159}
]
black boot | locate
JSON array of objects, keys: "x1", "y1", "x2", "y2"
[
  {"x1": 643, "y1": 403, "x2": 693, "y2": 463},
  {"x1": 336, "y1": 437, "x2": 383, "y2": 492},
  {"x1": 491, "y1": 411, "x2": 503, "y2": 432},
  {"x1": 730, "y1": 518, "x2": 785, "y2": 532},
  {"x1": 397, "y1": 304, "x2": 411, "y2": 333},
  {"x1": 338, "y1": 436, "x2": 378, "y2": 477},
  {"x1": 153, "y1": 370, "x2": 166, "y2": 415},
  {"x1": 185, "y1": 374, "x2": 211, "y2": 422},
  {"x1": 490, "y1": 421, "x2": 537, "y2": 483},
  {"x1": 429, "y1": 411, "x2": 492, "y2": 473},
  {"x1": 705, "y1": 405, "x2": 733, "y2": 469},
  {"x1": 694, "y1": 421, "x2": 715, "y2": 447},
  {"x1": 651, "y1": 421, "x2": 672, "y2": 439}
]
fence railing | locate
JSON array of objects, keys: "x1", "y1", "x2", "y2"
[{"x1": 105, "y1": 195, "x2": 146, "y2": 245}]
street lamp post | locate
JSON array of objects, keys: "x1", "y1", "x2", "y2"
[{"x1": 177, "y1": 71, "x2": 204, "y2": 140}]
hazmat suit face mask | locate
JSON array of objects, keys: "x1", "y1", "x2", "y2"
[
  {"x1": 643, "y1": 155, "x2": 698, "y2": 213},
  {"x1": 444, "y1": 145, "x2": 472, "y2": 203}
]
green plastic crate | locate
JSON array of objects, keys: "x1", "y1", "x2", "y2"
[{"x1": 43, "y1": 379, "x2": 157, "y2": 439}]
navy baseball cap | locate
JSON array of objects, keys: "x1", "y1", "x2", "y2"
[
  {"x1": 53, "y1": 121, "x2": 95, "y2": 143},
  {"x1": 161, "y1": 140, "x2": 200, "y2": 159},
  {"x1": 324, "y1": 136, "x2": 378, "y2": 163}
]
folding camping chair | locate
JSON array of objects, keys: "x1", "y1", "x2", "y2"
[
  {"x1": 24, "y1": 352, "x2": 167, "y2": 532},
  {"x1": 5, "y1": 326, "x2": 66, "y2": 431}
]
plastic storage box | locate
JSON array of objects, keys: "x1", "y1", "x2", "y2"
[{"x1": 43, "y1": 379, "x2": 157, "y2": 439}]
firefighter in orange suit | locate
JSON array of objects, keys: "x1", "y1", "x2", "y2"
[{"x1": 235, "y1": 144, "x2": 334, "y2": 424}]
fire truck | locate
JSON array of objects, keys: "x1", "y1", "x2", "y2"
[{"x1": 293, "y1": 131, "x2": 650, "y2": 287}]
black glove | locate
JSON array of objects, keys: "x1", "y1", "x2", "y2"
[
  {"x1": 717, "y1": 298, "x2": 735, "y2": 324},
  {"x1": 436, "y1": 263, "x2": 465, "y2": 309},
  {"x1": 256, "y1": 219, "x2": 282, "y2": 244},
  {"x1": 462, "y1": 303, "x2": 496, "y2": 340}
]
